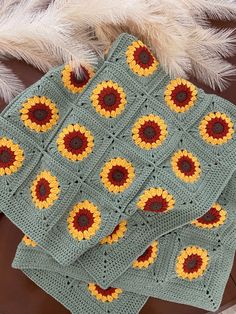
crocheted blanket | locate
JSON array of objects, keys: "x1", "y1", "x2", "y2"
[
  {"x1": 0, "y1": 33, "x2": 236, "y2": 313},
  {"x1": 13, "y1": 172, "x2": 236, "y2": 312}
]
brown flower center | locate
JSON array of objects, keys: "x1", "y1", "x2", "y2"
[
  {"x1": 143, "y1": 126, "x2": 157, "y2": 139},
  {"x1": 0, "y1": 150, "x2": 11, "y2": 163},
  {"x1": 33, "y1": 108, "x2": 48, "y2": 121},
  {"x1": 186, "y1": 258, "x2": 198, "y2": 270},
  {"x1": 38, "y1": 183, "x2": 47, "y2": 197},
  {"x1": 202, "y1": 212, "x2": 216, "y2": 222},
  {"x1": 212, "y1": 122, "x2": 224, "y2": 134},
  {"x1": 150, "y1": 201, "x2": 163, "y2": 211},
  {"x1": 139, "y1": 50, "x2": 150, "y2": 64},
  {"x1": 70, "y1": 137, "x2": 83, "y2": 149},
  {"x1": 176, "y1": 91, "x2": 188, "y2": 103},
  {"x1": 103, "y1": 93, "x2": 117, "y2": 106},
  {"x1": 71, "y1": 70, "x2": 89, "y2": 86},
  {"x1": 77, "y1": 214, "x2": 90, "y2": 227},
  {"x1": 112, "y1": 169, "x2": 125, "y2": 182},
  {"x1": 180, "y1": 160, "x2": 192, "y2": 172}
]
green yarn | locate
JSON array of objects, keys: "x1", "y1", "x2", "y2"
[
  {"x1": 13, "y1": 173, "x2": 236, "y2": 312},
  {"x1": 19, "y1": 268, "x2": 148, "y2": 314},
  {"x1": 1, "y1": 33, "x2": 236, "y2": 313}
]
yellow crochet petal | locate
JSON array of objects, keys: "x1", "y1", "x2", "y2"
[
  {"x1": 192, "y1": 203, "x2": 227, "y2": 229},
  {"x1": 61, "y1": 64, "x2": 94, "y2": 93},
  {"x1": 67, "y1": 200, "x2": 101, "y2": 241},
  {"x1": 132, "y1": 115, "x2": 168, "y2": 150},
  {"x1": 176, "y1": 246, "x2": 209, "y2": 280},
  {"x1": 100, "y1": 157, "x2": 135, "y2": 193},
  {"x1": 20, "y1": 96, "x2": 59, "y2": 132},
  {"x1": 100, "y1": 220, "x2": 127, "y2": 245},
  {"x1": 90, "y1": 80, "x2": 127, "y2": 118},
  {"x1": 88, "y1": 283, "x2": 123, "y2": 303},
  {"x1": 31, "y1": 170, "x2": 60, "y2": 209},
  {"x1": 137, "y1": 188, "x2": 175, "y2": 212},
  {"x1": 164, "y1": 78, "x2": 197, "y2": 113},
  {"x1": 171, "y1": 150, "x2": 201, "y2": 183},
  {"x1": 0, "y1": 137, "x2": 24, "y2": 176},
  {"x1": 57, "y1": 123, "x2": 94, "y2": 161},
  {"x1": 126, "y1": 40, "x2": 158, "y2": 76},
  {"x1": 133, "y1": 241, "x2": 158, "y2": 269},
  {"x1": 199, "y1": 112, "x2": 234, "y2": 145}
]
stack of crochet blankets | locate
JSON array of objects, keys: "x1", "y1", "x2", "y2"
[{"x1": 0, "y1": 33, "x2": 236, "y2": 314}]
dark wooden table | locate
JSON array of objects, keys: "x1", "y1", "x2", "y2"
[{"x1": 0, "y1": 52, "x2": 236, "y2": 314}]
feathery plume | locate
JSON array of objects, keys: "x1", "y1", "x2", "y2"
[
  {"x1": 0, "y1": 62, "x2": 24, "y2": 103},
  {"x1": 0, "y1": 0, "x2": 97, "y2": 72},
  {"x1": 66, "y1": 0, "x2": 236, "y2": 89},
  {"x1": 0, "y1": 0, "x2": 236, "y2": 100}
]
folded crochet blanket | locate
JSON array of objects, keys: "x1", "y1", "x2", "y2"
[
  {"x1": 60, "y1": 173, "x2": 236, "y2": 288},
  {"x1": 13, "y1": 254, "x2": 148, "y2": 314},
  {"x1": 13, "y1": 172, "x2": 236, "y2": 312},
  {"x1": 1, "y1": 33, "x2": 236, "y2": 263},
  {"x1": 1, "y1": 33, "x2": 236, "y2": 312}
]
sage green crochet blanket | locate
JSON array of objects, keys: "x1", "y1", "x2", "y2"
[{"x1": 0, "y1": 33, "x2": 235, "y2": 313}]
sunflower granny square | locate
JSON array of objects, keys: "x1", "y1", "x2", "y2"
[
  {"x1": 0, "y1": 32, "x2": 236, "y2": 313},
  {"x1": 1, "y1": 32, "x2": 236, "y2": 269},
  {"x1": 13, "y1": 171, "x2": 236, "y2": 312},
  {"x1": 13, "y1": 248, "x2": 148, "y2": 314}
]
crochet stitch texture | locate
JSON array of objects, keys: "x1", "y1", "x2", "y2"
[
  {"x1": 0, "y1": 33, "x2": 236, "y2": 313},
  {"x1": 13, "y1": 172, "x2": 236, "y2": 312},
  {"x1": 13, "y1": 171, "x2": 235, "y2": 311}
]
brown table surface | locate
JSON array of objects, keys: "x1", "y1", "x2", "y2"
[{"x1": 1, "y1": 36, "x2": 236, "y2": 314}]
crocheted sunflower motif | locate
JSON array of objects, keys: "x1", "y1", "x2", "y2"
[
  {"x1": 61, "y1": 65, "x2": 94, "y2": 94},
  {"x1": 164, "y1": 78, "x2": 197, "y2": 113},
  {"x1": 22, "y1": 235, "x2": 37, "y2": 247},
  {"x1": 100, "y1": 157, "x2": 135, "y2": 193},
  {"x1": 171, "y1": 150, "x2": 201, "y2": 183},
  {"x1": 20, "y1": 96, "x2": 59, "y2": 132},
  {"x1": 57, "y1": 124, "x2": 94, "y2": 161},
  {"x1": 90, "y1": 80, "x2": 127, "y2": 118},
  {"x1": 88, "y1": 283, "x2": 123, "y2": 303},
  {"x1": 126, "y1": 40, "x2": 158, "y2": 76},
  {"x1": 67, "y1": 200, "x2": 101, "y2": 241},
  {"x1": 31, "y1": 171, "x2": 60, "y2": 209},
  {"x1": 137, "y1": 188, "x2": 175, "y2": 213},
  {"x1": 192, "y1": 203, "x2": 227, "y2": 229},
  {"x1": 3, "y1": 33, "x2": 236, "y2": 314},
  {"x1": 0, "y1": 137, "x2": 24, "y2": 176},
  {"x1": 176, "y1": 246, "x2": 209, "y2": 281},
  {"x1": 199, "y1": 112, "x2": 234, "y2": 145},
  {"x1": 100, "y1": 220, "x2": 127, "y2": 245},
  {"x1": 132, "y1": 114, "x2": 168, "y2": 150},
  {"x1": 132, "y1": 241, "x2": 158, "y2": 269}
]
